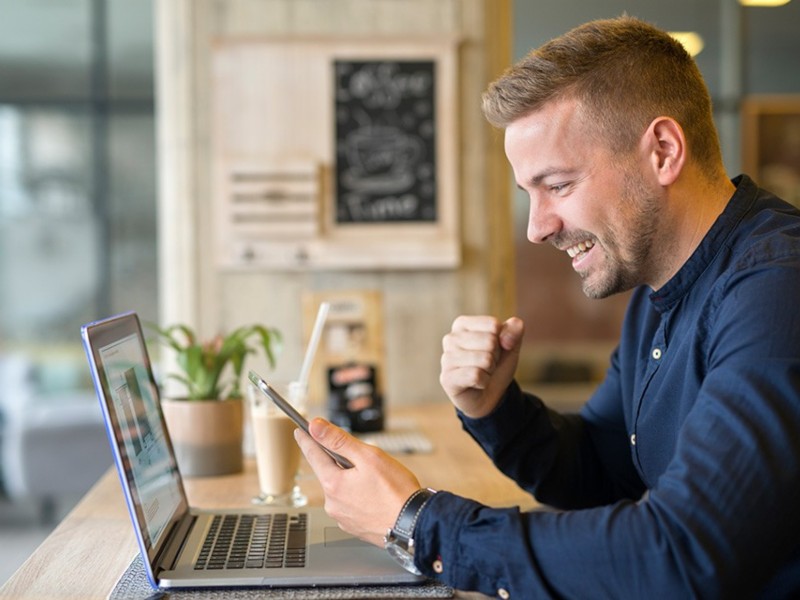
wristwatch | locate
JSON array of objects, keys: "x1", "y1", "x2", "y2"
[{"x1": 384, "y1": 488, "x2": 437, "y2": 575}]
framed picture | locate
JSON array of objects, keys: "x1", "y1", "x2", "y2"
[
  {"x1": 742, "y1": 95, "x2": 800, "y2": 208},
  {"x1": 333, "y1": 59, "x2": 438, "y2": 225},
  {"x1": 212, "y1": 38, "x2": 460, "y2": 270}
]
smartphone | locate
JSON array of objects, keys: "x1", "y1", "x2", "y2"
[{"x1": 248, "y1": 370, "x2": 354, "y2": 469}]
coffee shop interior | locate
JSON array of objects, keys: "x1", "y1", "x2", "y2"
[{"x1": 1, "y1": 0, "x2": 799, "y2": 587}]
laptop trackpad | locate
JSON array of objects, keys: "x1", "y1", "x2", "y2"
[{"x1": 324, "y1": 527, "x2": 372, "y2": 548}]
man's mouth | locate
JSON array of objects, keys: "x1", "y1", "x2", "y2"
[{"x1": 565, "y1": 239, "x2": 595, "y2": 259}]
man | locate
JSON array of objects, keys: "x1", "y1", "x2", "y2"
[{"x1": 296, "y1": 16, "x2": 800, "y2": 598}]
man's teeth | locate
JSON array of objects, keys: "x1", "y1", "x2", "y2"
[{"x1": 566, "y1": 240, "x2": 594, "y2": 258}]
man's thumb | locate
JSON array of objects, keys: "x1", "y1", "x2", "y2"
[
  {"x1": 308, "y1": 417, "x2": 353, "y2": 453},
  {"x1": 499, "y1": 317, "x2": 524, "y2": 352}
]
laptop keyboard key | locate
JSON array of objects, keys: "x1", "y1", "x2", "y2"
[{"x1": 193, "y1": 513, "x2": 308, "y2": 571}]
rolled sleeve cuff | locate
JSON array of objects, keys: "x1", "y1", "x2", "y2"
[{"x1": 413, "y1": 491, "x2": 521, "y2": 597}]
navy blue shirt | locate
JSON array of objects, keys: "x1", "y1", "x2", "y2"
[{"x1": 415, "y1": 175, "x2": 800, "y2": 599}]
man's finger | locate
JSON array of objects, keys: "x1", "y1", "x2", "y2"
[
  {"x1": 308, "y1": 418, "x2": 353, "y2": 452},
  {"x1": 294, "y1": 427, "x2": 343, "y2": 476},
  {"x1": 452, "y1": 315, "x2": 502, "y2": 334},
  {"x1": 295, "y1": 418, "x2": 357, "y2": 471}
]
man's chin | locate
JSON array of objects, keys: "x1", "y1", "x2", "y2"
[
  {"x1": 579, "y1": 272, "x2": 628, "y2": 300},
  {"x1": 581, "y1": 284, "x2": 612, "y2": 300}
]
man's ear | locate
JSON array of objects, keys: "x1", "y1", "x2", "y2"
[{"x1": 642, "y1": 117, "x2": 686, "y2": 186}]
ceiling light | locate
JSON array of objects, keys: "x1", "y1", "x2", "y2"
[
  {"x1": 739, "y1": 0, "x2": 791, "y2": 5},
  {"x1": 669, "y1": 32, "x2": 705, "y2": 57}
]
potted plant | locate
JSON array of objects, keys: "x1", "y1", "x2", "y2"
[{"x1": 149, "y1": 322, "x2": 282, "y2": 477}]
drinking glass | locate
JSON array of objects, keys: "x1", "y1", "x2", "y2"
[{"x1": 247, "y1": 381, "x2": 308, "y2": 507}]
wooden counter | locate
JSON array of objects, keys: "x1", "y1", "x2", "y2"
[{"x1": 0, "y1": 402, "x2": 538, "y2": 599}]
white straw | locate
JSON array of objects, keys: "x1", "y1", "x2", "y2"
[{"x1": 298, "y1": 301, "x2": 330, "y2": 386}]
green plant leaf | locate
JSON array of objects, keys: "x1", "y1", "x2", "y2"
[{"x1": 146, "y1": 321, "x2": 282, "y2": 401}]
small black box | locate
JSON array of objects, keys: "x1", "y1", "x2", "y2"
[{"x1": 326, "y1": 363, "x2": 384, "y2": 432}]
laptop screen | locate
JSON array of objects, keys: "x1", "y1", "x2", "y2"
[{"x1": 82, "y1": 312, "x2": 187, "y2": 561}]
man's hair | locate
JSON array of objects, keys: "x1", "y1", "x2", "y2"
[{"x1": 482, "y1": 16, "x2": 723, "y2": 177}]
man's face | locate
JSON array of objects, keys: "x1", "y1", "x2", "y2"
[{"x1": 505, "y1": 98, "x2": 662, "y2": 298}]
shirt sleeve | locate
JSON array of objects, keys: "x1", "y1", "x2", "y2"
[
  {"x1": 457, "y1": 374, "x2": 645, "y2": 508},
  {"x1": 412, "y1": 260, "x2": 800, "y2": 599}
]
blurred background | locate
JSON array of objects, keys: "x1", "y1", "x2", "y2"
[
  {"x1": 0, "y1": 0, "x2": 156, "y2": 582},
  {"x1": 1, "y1": 0, "x2": 799, "y2": 585}
]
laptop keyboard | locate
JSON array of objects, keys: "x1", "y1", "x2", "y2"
[{"x1": 194, "y1": 513, "x2": 307, "y2": 570}]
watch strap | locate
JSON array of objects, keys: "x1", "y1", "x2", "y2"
[{"x1": 392, "y1": 488, "x2": 436, "y2": 542}]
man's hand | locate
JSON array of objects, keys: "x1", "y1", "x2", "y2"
[
  {"x1": 295, "y1": 418, "x2": 421, "y2": 547},
  {"x1": 439, "y1": 315, "x2": 524, "y2": 418}
]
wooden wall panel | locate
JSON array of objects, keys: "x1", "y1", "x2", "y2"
[{"x1": 156, "y1": 0, "x2": 513, "y2": 406}]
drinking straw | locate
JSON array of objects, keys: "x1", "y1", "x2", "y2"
[{"x1": 298, "y1": 301, "x2": 330, "y2": 387}]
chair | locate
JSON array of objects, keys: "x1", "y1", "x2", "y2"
[{"x1": 0, "y1": 355, "x2": 110, "y2": 522}]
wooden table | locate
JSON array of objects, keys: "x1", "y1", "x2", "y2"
[{"x1": 0, "y1": 402, "x2": 539, "y2": 599}]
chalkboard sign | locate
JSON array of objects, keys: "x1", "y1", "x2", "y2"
[{"x1": 334, "y1": 60, "x2": 437, "y2": 224}]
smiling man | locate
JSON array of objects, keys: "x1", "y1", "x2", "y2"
[
  {"x1": 505, "y1": 94, "x2": 732, "y2": 300},
  {"x1": 296, "y1": 16, "x2": 800, "y2": 598}
]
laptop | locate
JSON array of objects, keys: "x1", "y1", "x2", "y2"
[{"x1": 81, "y1": 311, "x2": 423, "y2": 590}]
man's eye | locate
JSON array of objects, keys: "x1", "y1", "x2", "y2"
[{"x1": 550, "y1": 183, "x2": 570, "y2": 194}]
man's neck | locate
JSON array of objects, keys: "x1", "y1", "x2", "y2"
[{"x1": 649, "y1": 171, "x2": 735, "y2": 291}]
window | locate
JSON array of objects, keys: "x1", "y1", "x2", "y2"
[{"x1": 0, "y1": 0, "x2": 157, "y2": 399}]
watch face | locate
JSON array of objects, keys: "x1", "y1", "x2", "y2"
[{"x1": 386, "y1": 542, "x2": 423, "y2": 576}]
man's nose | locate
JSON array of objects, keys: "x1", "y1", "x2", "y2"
[{"x1": 526, "y1": 196, "x2": 561, "y2": 244}]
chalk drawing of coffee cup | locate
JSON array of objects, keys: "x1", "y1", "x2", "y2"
[{"x1": 342, "y1": 126, "x2": 421, "y2": 193}]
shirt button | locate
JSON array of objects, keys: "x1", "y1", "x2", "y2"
[
  {"x1": 432, "y1": 559, "x2": 443, "y2": 574},
  {"x1": 630, "y1": 433, "x2": 637, "y2": 446},
  {"x1": 652, "y1": 348, "x2": 662, "y2": 360},
  {"x1": 498, "y1": 588, "x2": 510, "y2": 599}
]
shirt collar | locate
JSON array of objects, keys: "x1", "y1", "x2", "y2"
[{"x1": 648, "y1": 174, "x2": 755, "y2": 312}]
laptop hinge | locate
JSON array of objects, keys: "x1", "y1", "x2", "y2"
[{"x1": 155, "y1": 514, "x2": 196, "y2": 573}]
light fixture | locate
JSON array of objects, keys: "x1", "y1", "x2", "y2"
[
  {"x1": 739, "y1": 0, "x2": 791, "y2": 6},
  {"x1": 669, "y1": 31, "x2": 705, "y2": 57}
]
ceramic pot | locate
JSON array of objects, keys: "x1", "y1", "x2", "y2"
[{"x1": 160, "y1": 397, "x2": 244, "y2": 477}]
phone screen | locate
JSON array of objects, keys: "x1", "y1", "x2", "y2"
[{"x1": 248, "y1": 371, "x2": 354, "y2": 469}]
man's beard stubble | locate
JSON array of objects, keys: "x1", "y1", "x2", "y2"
[{"x1": 579, "y1": 169, "x2": 662, "y2": 300}]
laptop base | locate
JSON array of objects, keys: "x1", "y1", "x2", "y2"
[{"x1": 111, "y1": 553, "x2": 454, "y2": 599}]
